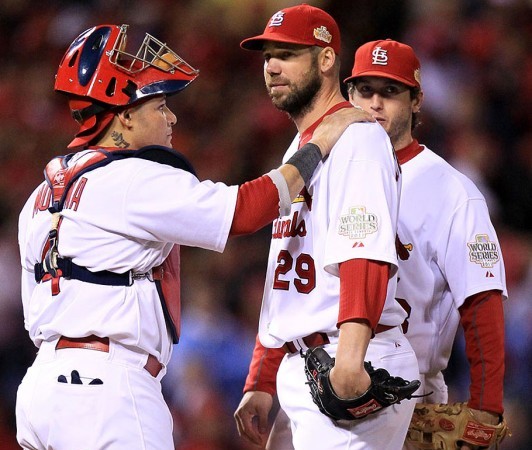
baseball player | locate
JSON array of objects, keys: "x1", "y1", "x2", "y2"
[
  {"x1": 235, "y1": 5, "x2": 419, "y2": 450},
  {"x1": 235, "y1": 39, "x2": 508, "y2": 450},
  {"x1": 15, "y1": 24, "x2": 367, "y2": 450}
]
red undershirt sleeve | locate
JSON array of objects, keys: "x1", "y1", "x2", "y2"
[
  {"x1": 243, "y1": 334, "x2": 284, "y2": 396},
  {"x1": 230, "y1": 175, "x2": 280, "y2": 236},
  {"x1": 338, "y1": 259, "x2": 390, "y2": 330},
  {"x1": 459, "y1": 290, "x2": 505, "y2": 414}
]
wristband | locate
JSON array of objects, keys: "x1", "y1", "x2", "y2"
[{"x1": 286, "y1": 143, "x2": 322, "y2": 184}]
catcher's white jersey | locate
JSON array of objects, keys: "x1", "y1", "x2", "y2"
[
  {"x1": 395, "y1": 146, "x2": 507, "y2": 376},
  {"x1": 18, "y1": 154, "x2": 238, "y2": 365},
  {"x1": 259, "y1": 122, "x2": 405, "y2": 347}
]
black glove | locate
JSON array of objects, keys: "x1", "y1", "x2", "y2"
[{"x1": 303, "y1": 347, "x2": 421, "y2": 421}]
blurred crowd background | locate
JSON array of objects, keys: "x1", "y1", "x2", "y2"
[{"x1": 0, "y1": 0, "x2": 530, "y2": 448}]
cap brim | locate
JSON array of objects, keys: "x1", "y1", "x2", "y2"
[
  {"x1": 240, "y1": 35, "x2": 266, "y2": 51},
  {"x1": 240, "y1": 34, "x2": 315, "y2": 51},
  {"x1": 343, "y1": 70, "x2": 417, "y2": 87}
]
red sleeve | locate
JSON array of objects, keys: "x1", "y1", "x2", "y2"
[
  {"x1": 337, "y1": 259, "x2": 390, "y2": 330},
  {"x1": 243, "y1": 334, "x2": 284, "y2": 396},
  {"x1": 459, "y1": 290, "x2": 505, "y2": 414},
  {"x1": 230, "y1": 175, "x2": 279, "y2": 236}
]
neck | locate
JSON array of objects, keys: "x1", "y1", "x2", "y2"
[
  {"x1": 394, "y1": 135, "x2": 414, "y2": 152},
  {"x1": 292, "y1": 84, "x2": 346, "y2": 133}
]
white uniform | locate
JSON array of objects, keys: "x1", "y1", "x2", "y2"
[
  {"x1": 16, "y1": 153, "x2": 238, "y2": 449},
  {"x1": 396, "y1": 144, "x2": 507, "y2": 402},
  {"x1": 264, "y1": 143, "x2": 508, "y2": 450},
  {"x1": 259, "y1": 121, "x2": 419, "y2": 450}
]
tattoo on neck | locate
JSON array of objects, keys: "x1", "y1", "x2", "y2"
[{"x1": 111, "y1": 131, "x2": 130, "y2": 148}]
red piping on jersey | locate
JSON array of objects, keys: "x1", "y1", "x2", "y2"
[{"x1": 395, "y1": 139, "x2": 424, "y2": 165}]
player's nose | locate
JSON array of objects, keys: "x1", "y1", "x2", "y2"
[
  {"x1": 369, "y1": 94, "x2": 384, "y2": 110},
  {"x1": 166, "y1": 107, "x2": 177, "y2": 126},
  {"x1": 264, "y1": 58, "x2": 281, "y2": 75}
]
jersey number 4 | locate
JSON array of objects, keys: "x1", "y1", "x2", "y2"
[{"x1": 273, "y1": 250, "x2": 316, "y2": 294}]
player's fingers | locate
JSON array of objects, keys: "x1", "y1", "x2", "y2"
[
  {"x1": 234, "y1": 410, "x2": 264, "y2": 446},
  {"x1": 310, "y1": 107, "x2": 375, "y2": 157}
]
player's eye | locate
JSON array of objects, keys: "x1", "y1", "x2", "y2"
[
  {"x1": 385, "y1": 86, "x2": 400, "y2": 95},
  {"x1": 356, "y1": 85, "x2": 374, "y2": 98}
]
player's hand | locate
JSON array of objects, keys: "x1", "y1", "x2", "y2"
[
  {"x1": 234, "y1": 391, "x2": 273, "y2": 447},
  {"x1": 310, "y1": 106, "x2": 374, "y2": 158},
  {"x1": 459, "y1": 408, "x2": 500, "y2": 450},
  {"x1": 329, "y1": 363, "x2": 371, "y2": 399}
]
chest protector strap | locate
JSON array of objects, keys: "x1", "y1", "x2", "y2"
[{"x1": 35, "y1": 145, "x2": 196, "y2": 343}]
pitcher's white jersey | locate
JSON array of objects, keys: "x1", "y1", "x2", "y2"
[
  {"x1": 259, "y1": 122, "x2": 404, "y2": 347},
  {"x1": 395, "y1": 145, "x2": 507, "y2": 376},
  {"x1": 18, "y1": 154, "x2": 238, "y2": 365}
]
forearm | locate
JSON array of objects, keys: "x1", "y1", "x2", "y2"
[
  {"x1": 243, "y1": 334, "x2": 284, "y2": 396},
  {"x1": 459, "y1": 290, "x2": 505, "y2": 414},
  {"x1": 330, "y1": 321, "x2": 372, "y2": 398},
  {"x1": 336, "y1": 321, "x2": 372, "y2": 372}
]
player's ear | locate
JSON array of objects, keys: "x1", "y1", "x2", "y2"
[
  {"x1": 116, "y1": 108, "x2": 133, "y2": 128},
  {"x1": 412, "y1": 90, "x2": 423, "y2": 113},
  {"x1": 319, "y1": 47, "x2": 336, "y2": 74}
]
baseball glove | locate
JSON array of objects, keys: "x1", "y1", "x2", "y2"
[
  {"x1": 406, "y1": 402, "x2": 511, "y2": 449},
  {"x1": 303, "y1": 347, "x2": 421, "y2": 421}
]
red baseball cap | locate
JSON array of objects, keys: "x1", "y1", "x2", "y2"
[
  {"x1": 344, "y1": 39, "x2": 421, "y2": 88},
  {"x1": 240, "y1": 3, "x2": 341, "y2": 54}
]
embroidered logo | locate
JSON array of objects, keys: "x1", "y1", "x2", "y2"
[
  {"x1": 338, "y1": 206, "x2": 378, "y2": 239},
  {"x1": 467, "y1": 234, "x2": 500, "y2": 268},
  {"x1": 269, "y1": 11, "x2": 284, "y2": 27},
  {"x1": 52, "y1": 170, "x2": 65, "y2": 188},
  {"x1": 396, "y1": 235, "x2": 412, "y2": 261},
  {"x1": 313, "y1": 26, "x2": 332, "y2": 44},
  {"x1": 372, "y1": 46, "x2": 388, "y2": 65}
]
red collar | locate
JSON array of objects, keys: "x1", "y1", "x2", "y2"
[
  {"x1": 299, "y1": 102, "x2": 352, "y2": 148},
  {"x1": 396, "y1": 139, "x2": 424, "y2": 165}
]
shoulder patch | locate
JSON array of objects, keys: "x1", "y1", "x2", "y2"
[
  {"x1": 467, "y1": 234, "x2": 500, "y2": 268},
  {"x1": 338, "y1": 206, "x2": 378, "y2": 239}
]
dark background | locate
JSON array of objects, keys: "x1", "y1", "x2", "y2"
[{"x1": 0, "y1": 1, "x2": 530, "y2": 448}]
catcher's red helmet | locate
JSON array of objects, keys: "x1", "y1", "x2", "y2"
[{"x1": 55, "y1": 24, "x2": 199, "y2": 122}]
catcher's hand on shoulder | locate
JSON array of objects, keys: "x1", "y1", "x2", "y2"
[
  {"x1": 407, "y1": 402, "x2": 511, "y2": 449},
  {"x1": 303, "y1": 347, "x2": 421, "y2": 421}
]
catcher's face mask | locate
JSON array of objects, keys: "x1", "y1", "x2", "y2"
[{"x1": 54, "y1": 24, "x2": 199, "y2": 112}]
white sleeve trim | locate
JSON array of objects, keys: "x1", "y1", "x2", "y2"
[{"x1": 266, "y1": 169, "x2": 291, "y2": 217}]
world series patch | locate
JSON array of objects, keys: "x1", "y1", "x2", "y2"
[
  {"x1": 467, "y1": 234, "x2": 500, "y2": 268},
  {"x1": 338, "y1": 206, "x2": 378, "y2": 239}
]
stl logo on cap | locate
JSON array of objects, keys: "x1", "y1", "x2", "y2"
[
  {"x1": 314, "y1": 26, "x2": 332, "y2": 45},
  {"x1": 269, "y1": 11, "x2": 285, "y2": 27},
  {"x1": 371, "y1": 47, "x2": 388, "y2": 66}
]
